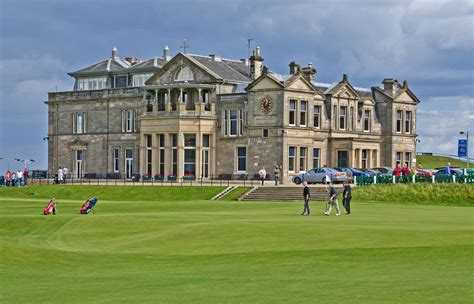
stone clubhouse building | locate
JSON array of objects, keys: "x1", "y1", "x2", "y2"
[{"x1": 47, "y1": 46, "x2": 419, "y2": 182}]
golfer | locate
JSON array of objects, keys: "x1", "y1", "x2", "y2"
[
  {"x1": 342, "y1": 181, "x2": 352, "y2": 214},
  {"x1": 301, "y1": 181, "x2": 310, "y2": 216},
  {"x1": 324, "y1": 183, "x2": 341, "y2": 216}
]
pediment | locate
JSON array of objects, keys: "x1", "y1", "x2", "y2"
[
  {"x1": 145, "y1": 53, "x2": 219, "y2": 85},
  {"x1": 285, "y1": 77, "x2": 315, "y2": 92},
  {"x1": 327, "y1": 82, "x2": 359, "y2": 98},
  {"x1": 246, "y1": 74, "x2": 284, "y2": 91},
  {"x1": 394, "y1": 91, "x2": 418, "y2": 104}
]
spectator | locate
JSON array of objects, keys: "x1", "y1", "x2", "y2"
[
  {"x1": 57, "y1": 167, "x2": 64, "y2": 184},
  {"x1": 63, "y1": 167, "x2": 69, "y2": 184},
  {"x1": 273, "y1": 164, "x2": 280, "y2": 186},
  {"x1": 16, "y1": 170, "x2": 23, "y2": 187},
  {"x1": 393, "y1": 164, "x2": 402, "y2": 177},
  {"x1": 259, "y1": 166, "x2": 266, "y2": 186},
  {"x1": 23, "y1": 168, "x2": 29, "y2": 186},
  {"x1": 402, "y1": 164, "x2": 410, "y2": 176},
  {"x1": 445, "y1": 162, "x2": 451, "y2": 175}
]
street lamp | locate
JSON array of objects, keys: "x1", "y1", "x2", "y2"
[{"x1": 460, "y1": 131, "x2": 469, "y2": 169}]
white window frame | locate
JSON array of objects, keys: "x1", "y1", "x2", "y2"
[
  {"x1": 405, "y1": 111, "x2": 412, "y2": 134},
  {"x1": 122, "y1": 110, "x2": 136, "y2": 133},
  {"x1": 404, "y1": 152, "x2": 412, "y2": 167},
  {"x1": 77, "y1": 77, "x2": 106, "y2": 91},
  {"x1": 73, "y1": 112, "x2": 86, "y2": 134},
  {"x1": 339, "y1": 106, "x2": 347, "y2": 131},
  {"x1": 396, "y1": 152, "x2": 402, "y2": 166},
  {"x1": 396, "y1": 110, "x2": 403, "y2": 133},
  {"x1": 364, "y1": 110, "x2": 371, "y2": 132},
  {"x1": 313, "y1": 105, "x2": 321, "y2": 129},
  {"x1": 132, "y1": 73, "x2": 153, "y2": 87},
  {"x1": 183, "y1": 134, "x2": 196, "y2": 177},
  {"x1": 289, "y1": 100, "x2": 296, "y2": 126},
  {"x1": 229, "y1": 109, "x2": 238, "y2": 136},
  {"x1": 300, "y1": 100, "x2": 307, "y2": 127},
  {"x1": 288, "y1": 146, "x2": 296, "y2": 173},
  {"x1": 299, "y1": 147, "x2": 307, "y2": 172},
  {"x1": 312, "y1": 148, "x2": 320, "y2": 168}
]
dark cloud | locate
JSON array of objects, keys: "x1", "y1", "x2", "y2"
[{"x1": 0, "y1": 0, "x2": 472, "y2": 172}]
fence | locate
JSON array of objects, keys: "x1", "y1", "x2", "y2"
[
  {"x1": 355, "y1": 173, "x2": 474, "y2": 186},
  {"x1": 0, "y1": 172, "x2": 274, "y2": 188}
]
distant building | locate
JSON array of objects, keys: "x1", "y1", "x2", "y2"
[{"x1": 47, "y1": 46, "x2": 419, "y2": 181}]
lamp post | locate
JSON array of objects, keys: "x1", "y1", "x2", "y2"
[{"x1": 460, "y1": 131, "x2": 469, "y2": 169}]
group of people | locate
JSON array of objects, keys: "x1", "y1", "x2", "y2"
[
  {"x1": 301, "y1": 181, "x2": 352, "y2": 216},
  {"x1": 55, "y1": 167, "x2": 69, "y2": 184},
  {"x1": 258, "y1": 164, "x2": 282, "y2": 186},
  {"x1": 393, "y1": 163, "x2": 412, "y2": 177},
  {"x1": 4, "y1": 169, "x2": 29, "y2": 187}
]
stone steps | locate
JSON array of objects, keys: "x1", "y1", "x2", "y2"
[{"x1": 241, "y1": 186, "x2": 341, "y2": 201}]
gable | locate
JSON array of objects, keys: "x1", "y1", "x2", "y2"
[
  {"x1": 394, "y1": 91, "x2": 417, "y2": 104},
  {"x1": 248, "y1": 76, "x2": 283, "y2": 91},
  {"x1": 285, "y1": 78, "x2": 314, "y2": 91},
  {"x1": 145, "y1": 53, "x2": 219, "y2": 85},
  {"x1": 334, "y1": 86, "x2": 358, "y2": 99}
]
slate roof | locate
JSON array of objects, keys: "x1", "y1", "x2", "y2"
[
  {"x1": 126, "y1": 57, "x2": 167, "y2": 73},
  {"x1": 188, "y1": 54, "x2": 251, "y2": 83},
  {"x1": 68, "y1": 59, "x2": 130, "y2": 77}
]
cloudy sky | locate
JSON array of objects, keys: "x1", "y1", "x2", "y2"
[{"x1": 0, "y1": 0, "x2": 473, "y2": 172}]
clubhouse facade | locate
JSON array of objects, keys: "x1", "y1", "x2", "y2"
[{"x1": 46, "y1": 46, "x2": 420, "y2": 182}]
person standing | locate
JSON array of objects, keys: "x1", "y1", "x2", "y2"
[
  {"x1": 62, "y1": 167, "x2": 69, "y2": 184},
  {"x1": 402, "y1": 164, "x2": 410, "y2": 176},
  {"x1": 57, "y1": 167, "x2": 64, "y2": 184},
  {"x1": 259, "y1": 166, "x2": 266, "y2": 186},
  {"x1": 342, "y1": 181, "x2": 352, "y2": 214},
  {"x1": 16, "y1": 170, "x2": 23, "y2": 187},
  {"x1": 273, "y1": 164, "x2": 280, "y2": 186},
  {"x1": 324, "y1": 183, "x2": 341, "y2": 216},
  {"x1": 393, "y1": 163, "x2": 402, "y2": 177},
  {"x1": 445, "y1": 162, "x2": 451, "y2": 175},
  {"x1": 301, "y1": 181, "x2": 310, "y2": 216},
  {"x1": 23, "y1": 168, "x2": 29, "y2": 186}
]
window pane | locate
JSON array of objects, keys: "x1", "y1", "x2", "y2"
[
  {"x1": 184, "y1": 134, "x2": 196, "y2": 147},
  {"x1": 203, "y1": 134, "x2": 210, "y2": 147}
]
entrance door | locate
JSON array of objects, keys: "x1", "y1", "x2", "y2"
[
  {"x1": 75, "y1": 150, "x2": 84, "y2": 178},
  {"x1": 337, "y1": 151, "x2": 348, "y2": 167},
  {"x1": 125, "y1": 148, "x2": 133, "y2": 178},
  {"x1": 202, "y1": 150, "x2": 209, "y2": 178}
]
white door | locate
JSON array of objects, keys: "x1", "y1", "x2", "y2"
[
  {"x1": 75, "y1": 150, "x2": 83, "y2": 178},
  {"x1": 125, "y1": 148, "x2": 133, "y2": 178},
  {"x1": 202, "y1": 150, "x2": 209, "y2": 178}
]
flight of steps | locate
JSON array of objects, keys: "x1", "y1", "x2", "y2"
[{"x1": 240, "y1": 186, "x2": 342, "y2": 201}]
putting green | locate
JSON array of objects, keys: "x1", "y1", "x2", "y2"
[{"x1": 0, "y1": 197, "x2": 472, "y2": 303}]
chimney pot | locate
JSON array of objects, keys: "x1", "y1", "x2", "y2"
[
  {"x1": 163, "y1": 46, "x2": 170, "y2": 61},
  {"x1": 343, "y1": 74, "x2": 348, "y2": 82},
  {"x1": 112, "y1": 47, "x2": 118, "y2": 59}
]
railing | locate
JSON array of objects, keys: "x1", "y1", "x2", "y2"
[
  {"x1": 0, "y1": 173, "x2": 276, "y2": 187},
  {"x1": 355, "y1": 173, "x2": 474, "y2": 186}
]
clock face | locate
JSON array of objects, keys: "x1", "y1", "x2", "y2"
[{"x1": 260, "y1": 98, "x2": 273, "y2": 113}]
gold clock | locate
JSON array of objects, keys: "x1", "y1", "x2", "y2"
[{"x1": 260, "y1": 98, "x2": 273, "y2": 113}]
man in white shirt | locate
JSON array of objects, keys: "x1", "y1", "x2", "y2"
[
  {"x1": 16, "y1": 170, "x2": 23, "y2": 187},
  {"x1": 57, "y1": 167, "x2": 64, "y2": 184},
  {"x1": 62, "y1": 167, "x2": 69, "y2": 184}
]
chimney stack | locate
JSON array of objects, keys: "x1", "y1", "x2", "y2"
[
  {"x1": 301, "y1": 62, "x2": 317, "y2": 82},
  {"x1": 249, "y1": 46, "x2": 264, "y2": 79},
  {"x1": 289, "y1": 61, "x2": 301, "y2": 75},
  {"x1": 163, "y1": 46, "x2": 170, "y2": 61},
  {"x1": 382, "y1": 78, "x2": 398, "y2": 97},
  {"x1": 112, "y1": 47, "x2": 119, "y2": 59}
]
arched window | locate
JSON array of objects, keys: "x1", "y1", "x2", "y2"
[{"x1": 175, "y1": 66, "x2": 194, "y2": 81}]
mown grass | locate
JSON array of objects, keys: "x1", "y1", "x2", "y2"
[
  {"x1": 0, "y1": 197, "x2": 472, "y2": 303},
  {"x1": 353, "y1": 183, "x2": 474, "y2": 207},
  {"x1": 219, "y1": 186, "x2": 253, "y2": 201},
  {"x1": 0, "y1": 185, "x2": 226, "y2": 201},
  {"x1": 416, "y1": 154, "x2": 469, "y2": 169}
]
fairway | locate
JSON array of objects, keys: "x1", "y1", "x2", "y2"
[{"x1": 1, "y1": 194, "x2": 473, "y2": 303}]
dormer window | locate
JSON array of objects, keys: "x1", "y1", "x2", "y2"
[
  {"x1": 77, "y1": 77, "x2": 106, "y2": 90},
  {"x1": 133, "y1": 74, "x2": 153, "y2": 87},
  {"x1": 175, "y1": 66, "x2": 194, "y2": 82}
]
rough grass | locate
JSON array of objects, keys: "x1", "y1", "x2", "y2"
[
  {"x1": 353, "y1": 184, "x2": 474, "y2": 207},
  {"x1": 0, "y1": 197, "x2": 472, "y2": 303},
  {"x1": 0, "y1": 185, "x2": 226, "y2": 201},
  {"x1": 416, "y1": 154, "x2": 469, "y2": 169}
]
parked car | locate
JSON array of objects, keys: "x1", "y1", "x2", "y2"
[
  {"x1": 292, "y1": 168, "x2": 348, "y2": 184},
  {"x1": 348, "y1": 168, "x2": 371, "y2": 177},
  {"x1": 334, "y1": 167, "x2": 353, "y2": 182},
  {"x1": 416, "y1": 169, "x2": 434, "y2": 177},
  {"x1": 372, "y1": 167, "x2": 393, "y2": 176},
  {"x1": 434, "y1": 168, "x2": 464, "y2": 176},
  {"x1": 358, "y1": 168, "x2": 380, "y2": 176}
]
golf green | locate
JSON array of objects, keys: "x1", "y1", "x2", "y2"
[{"x1": 1, "y1": 197, "x2": 472, "y2": 303}]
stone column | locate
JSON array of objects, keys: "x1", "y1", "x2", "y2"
[
  {"x1": 195, "y1": 133, "x2": 201, "y2": 179},
  {"x1": 139, "y1": 134, "x2": 146, "y2": 178},
  {"x1": 351, "y1": 149, "x2": 356, "y2": 167},
  {"x1": 166, "y1": 89, "x2": 172, "y2": 112},
  {"x1": 177, "y1": 134, "x2": 184, "y2": 178}
]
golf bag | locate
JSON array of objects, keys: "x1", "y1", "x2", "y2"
[
  {"x1": 80, "y1": 198, "x2": 97, "y2": 214},
  {"x1": 43, "y1": 200, "x2": 56, "y2": 215}
]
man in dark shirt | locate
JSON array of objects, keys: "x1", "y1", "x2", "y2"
[
  {"x1": 301, "y1": 181, "x2": 310, "y2": 216},
  {"x1": 342, "y1": 181, "x2": 352, "y2": 214}
]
